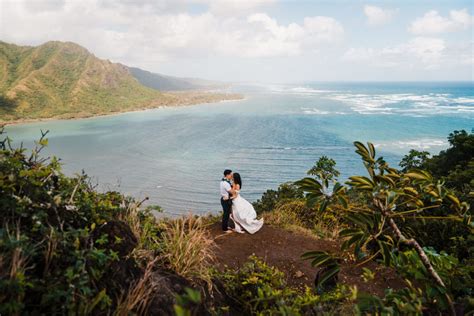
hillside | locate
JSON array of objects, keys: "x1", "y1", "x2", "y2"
[
  {"x1": 0, "y1": 41, "x2": 239, "y2": 123},
  {"x1": 129, "y1": 66, "x2": 223, "y2": 91},
  {"x1": 2, "y1": 130, "x2": 471, "y2": 315}
]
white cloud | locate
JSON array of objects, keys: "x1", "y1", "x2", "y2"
[
  {"x1": 342, "y1": 37, "x2": 446, "y2": 69},
  {"x1": 201, "y1": 0, "x2": 275, "y2": 15},
  {"x1": 409, "y1": 9, "x2": 474, "y2": 34},
  {"x1": 406, "y1": 37, "x2": 445, "y2": 66},
  {"x1": 97, "y1": 0, "x2": 275, "y2": 15},
  {"x1": 363, "y1": 5, "x2": 397, "y2": 26},
  {"x1": 0, "y1": 0, "x2": 344, "y2": 63}
]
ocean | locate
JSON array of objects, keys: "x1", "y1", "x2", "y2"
[{"x1": 5, "y1": 82, "x2": 473, "y2": 215}]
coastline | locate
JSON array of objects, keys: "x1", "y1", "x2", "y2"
[{"x1": 1, "y1": 91, "x2": 244, "y2": 126}]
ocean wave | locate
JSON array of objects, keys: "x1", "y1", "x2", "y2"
[
  {"x1": 266, "y1": 85, "x2": 335, "y2": 95},
  {"x1": 289, "y1": 87, "x2": 334, "y2": 94},
  {"x1": 453, "y1": 97, "x2": 474, "y2": 104},
  {"x1": 301, "y1": 107, "x2": 347, "y2": 115},
  {"x1": 323, "y1": 92, "x2": 474, "y2": 116},
  {"x1": 374, "y1": 138, "x2": 448, "y2": 151}
]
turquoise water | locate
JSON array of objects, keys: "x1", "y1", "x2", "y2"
[{"x1": 5, "y1": 82, "x2": 473, "y2": 215}]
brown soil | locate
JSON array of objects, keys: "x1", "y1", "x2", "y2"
[{"x1": 208, "y1": 223, "x2": 403, "y2": 296}]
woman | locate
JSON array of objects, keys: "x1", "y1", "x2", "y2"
[{"x1": 230, "y1": 173, "x2": 264, "y2": 234}]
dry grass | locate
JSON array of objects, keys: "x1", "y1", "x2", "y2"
[
  {"x1": 263, "y1": 200, "x2": 342, "y2": 240},
  {"x1": 114, "y1": 258, "x2": 158, "y2": 316},
  {"x1": 159, "y1": 214, "x2": 215, "y2": 282},
  {"x1": 117, "y1": 200, "x2": 145, "y2": 240},
  {"x1": 263, "y1": 210, "x2": 316, "y2": 237},
  {"x1": 116, "y1": 200, "x2": 162, "y2": 262}
]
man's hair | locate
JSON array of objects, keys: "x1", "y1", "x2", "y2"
[{"x1": 223, "y1": 169, "x2": 232, "y2": 176}]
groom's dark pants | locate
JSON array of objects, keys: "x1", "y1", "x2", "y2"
[{"x1": 221, "y1": 197, "x2": 232, "y2": 231}]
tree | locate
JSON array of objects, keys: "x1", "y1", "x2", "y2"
[
  {"x1": 252, "y1": 182, "x2": 303, "y2": 214},
  {"x1": 399, "y1": 149, "x2": 430, "y2": 172},
  {"x1": 298, "y1": 142, "x2": 471, "y2": 315},
  {"x1": 422, "y1": 130, "x2": 474, "y2": 199},
  {"x1": 295, "y1": 156, "x2": 347, "y2": 213}
]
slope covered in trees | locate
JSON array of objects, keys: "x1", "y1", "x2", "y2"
[{"x1": 0, "y1": 41, "x2": 238, "y2": 123}]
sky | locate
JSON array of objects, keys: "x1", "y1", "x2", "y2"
[{"x1": 0, "y1": 0, "x2": 473, "y2": 82}]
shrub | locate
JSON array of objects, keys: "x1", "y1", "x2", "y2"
[
  {"x1": 298, "y1": 140, "x2": 471, "y2": 314},
  {"x1": 356, "y1": 282, "x2": 424, "y2": 315},
  {"x1": 253, "y1": 182, "x2": 303, "y2": 214},
  {"x1": 399, "y1": 130, "x2": 474, "y2": 260},
  {"x1": 218, "y1": 255, "x2": 353, "y2": 315},
  {"x1": 0, "y1": 130, "x2": 140, "y2": 314}
]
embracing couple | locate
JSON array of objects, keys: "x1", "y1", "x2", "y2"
[{"x1": 220, "y1": 169, "x2": 264, "y2": 234}]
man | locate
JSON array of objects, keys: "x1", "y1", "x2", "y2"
[{"x1": 220, "y1": 169, "x2": 233, "y2": 232}]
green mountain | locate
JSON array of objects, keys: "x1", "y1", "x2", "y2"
[
  {"x1": 129, "y1": 67, "x2": 222, "y2": 91},
  {"x1": 0, "y1": 41, "x2": 236, "y2": 122}
]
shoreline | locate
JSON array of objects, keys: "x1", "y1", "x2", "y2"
[{"x1": 1, "y1": 92, "x2": 244, "y2": 127}]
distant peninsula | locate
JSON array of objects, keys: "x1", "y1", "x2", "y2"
[{"x1": 0, "y1": 41, "x2": 242, "y2": 124}]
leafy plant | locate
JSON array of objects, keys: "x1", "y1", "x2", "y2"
[
  {"x1": 218, "y1": 255, "x2": 352, "y2": 315},
  {"x1": 345, "y1": 141, "x2": 470, "y2": 314},
  {"x1": 296, "y1": 156, "x2": 347, "y2": 213},
  {"x1": 252, "y1": 182, "x2": 303, "y2": 214},
  {"x1": 399, "y1": 149, "x2": 430, "y2": 172},
  {"x1": 0, "y1": 129, "x2": 161, "y2": 314},
  {"x1": 356, "y1": 281, "x2": 424, "y2": 315},
  {"x1": 173, "y1": 287, "x2": 202, "y2": 316},
  {"x1": 297, "y1": 140, "x2": 471, "y2": 314},
  {"x1": 301, "y1": 251, "x2": 340, "y2": 294}
]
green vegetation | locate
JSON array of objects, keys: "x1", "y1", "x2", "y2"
[
  {"x1": 0, "y1": 128, "x2": 197, "y2": 315},
  {"x1": 294, "y1": 130, "x2": 473, "y2": 315},
  {"x1": 0, "y1": 41, "x2": 240, "y2": 123},
  {"x1": 217, "y1": 255, "x2": 353, "y2": 315},
  {"x1": 1, "y1": 128, "x2": 472, "y2": 315},
  {"x1": 253, "y1": 182, "x2": 304, "y2": 214},
  {"x1": 0, "y1": 41, "x2": 162, "y2": 121}
]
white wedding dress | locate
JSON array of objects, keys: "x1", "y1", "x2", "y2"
[{"x1": 231, "y1": 190, "x2": 264, "y2": 234}]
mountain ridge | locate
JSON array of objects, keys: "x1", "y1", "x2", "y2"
[
  {"x1": 0, "y1": 40, "x2": 239, "y2": 123},
  {"x1": 128, "y1": 66, "x2": 224, "y2": 91}
]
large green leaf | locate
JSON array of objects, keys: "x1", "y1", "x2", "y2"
[
  {"x1": 378, "y1": 240, "x2": 393, "y2": 266},
  {"x1": 315, "y1": 264, "x2": 340, "y2": 289},
  {"x1": 347, "y1": 176, "x2": 375, "y2": 190},
  {"x1": 346, "y1": 213, "x2": 376, "y2": 229},
  {"x1": 341, "y1": 232, "x2": 366, "y2": 250},
  {"x1": 404, "y1": 169, "x2": 433, "y2": 182},
  {"x1": 301, "y1": 251, "x2": 335, "y2": 267},
  {"x1": 295, "y1": 177, "x2": 323, "y2": 192}
]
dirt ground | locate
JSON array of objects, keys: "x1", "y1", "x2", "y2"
[{"x1": 207, "y1": 222, "x2": 403, "y2": 296}]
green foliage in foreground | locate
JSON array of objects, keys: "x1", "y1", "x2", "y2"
[
  {"x1": 399, "y1": 131, "x2": 474, "y2": 259},
  {"x1": 296, "y1": 132, "x2": 473, "y2": 315},
  {"x1": 1, "y1": 126, "x2": 472, "y2": 315},
  {"x1": 217, "y1": 255, "x2": 353, "y2": 315},
  {"x1": 0, "y1": 130, "x2": 146, "y2": 314}
]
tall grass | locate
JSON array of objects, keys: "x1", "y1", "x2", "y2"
[
  {"x1": 116, "y1": 199, "x2": 164, "y2": 262},
  {"x1": 0, "y1": 223, "x2": 31, "y2": 311},
  {"x1": 114, "y1": 258, "x2": 158, "y2": 316},
  {"x1": 159, "y1": 215, "x2": 215, "y2": 282}
]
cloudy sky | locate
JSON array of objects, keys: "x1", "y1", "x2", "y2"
[{"x1": 1, "y1": 0, "x2": 472, "y2": 82}]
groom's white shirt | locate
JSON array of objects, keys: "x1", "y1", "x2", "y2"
[{"x1": 220, "y1": 180, "x2": 231, "y2": 200}]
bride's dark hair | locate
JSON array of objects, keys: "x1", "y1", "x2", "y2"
[{"x1": 233, "y1": 173, "x2": 242, "y2": 188}]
